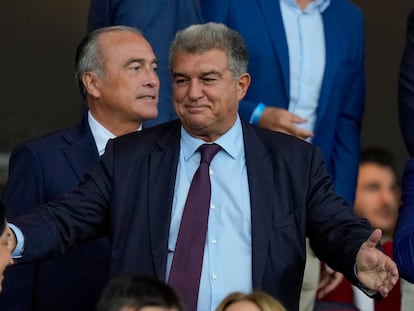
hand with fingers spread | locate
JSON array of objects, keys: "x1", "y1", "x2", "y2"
[
  {"x1": 258, "y1": 107, "x2": 314, "y2": 140},
  {"x1": 356, "y1": 229, "x2": 399, "y2": 297}
]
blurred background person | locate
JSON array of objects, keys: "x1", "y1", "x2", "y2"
[
  {"x1": 215, "y1": 291, "x2": 286, "y2": 311},
  {"x1": 0, "y1": 25, "x2": 159, "y2": 311},
  {"x1": 316, "y1": 146, "x2": 401, "y2": 311},
  {"x1": 96, "y1": 275, "x2": 182, "y2": 311}
]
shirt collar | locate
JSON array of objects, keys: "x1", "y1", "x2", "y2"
[
  {"x1": 87, "y1": 111, "x2": 142, "y2": 155},
  {"x1": 280, "y1": 0, "x2": 330, "y2": 13},
  {"x1": 180, "y1": 115, "x2": 244, "y2": 161},
  {"x1": 88, "y1": 111, "x2": 116, "y2": 156}
]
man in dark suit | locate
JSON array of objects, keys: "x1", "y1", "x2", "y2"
[
  {"x1": 87, "y1": 0, "x2": 203, "y2": 128},
  {"x1": 1, "y1": 26, "x2": 159, "y2": 310},
  {"x1": 7, "y1": 23, "x2": 397, "y2": 311},
  {"x1": 399, "y1": 8, "x2": 414, "y2": 156}
]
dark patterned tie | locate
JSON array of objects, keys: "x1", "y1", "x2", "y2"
[{"x1": 168, "y1": 143, "x2": 221, "y2": 311}]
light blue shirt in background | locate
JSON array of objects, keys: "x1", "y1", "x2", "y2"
[
  {"x1": 167, "y1": 116, "x2": 252, "y2": 311},
  {"x1": 280, "y1": 0, "x2": 330, "y2": 141}
]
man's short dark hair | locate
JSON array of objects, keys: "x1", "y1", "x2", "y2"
[
  {"x1": 360, "y1": 146, "x2": 399, "y2": 180},
  {"x1": 96, "y1": 275, "x2": 182, "y2": 311}
]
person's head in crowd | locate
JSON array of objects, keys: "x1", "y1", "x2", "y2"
[
  {"x1": 0, "y1": 201, "x2": 13, "y2": 292},
  {"x1": 354, "y1": 146, "x2": 400, "y2": 241},
  {"x1": 168, "y1": 22, "x2": 251, "y2": 142},
  {"x1": 96, "y1": 275, "x2": 182, "y2": 311},
  {"x1": 75, "y1": 25, "x2": 159, "y2": 136},
  {"x1": 215, "y1": 291, "x2": 286, "y2": 311}
]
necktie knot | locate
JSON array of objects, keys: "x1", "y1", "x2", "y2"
[{"x1": 198, "y1": 143, "x2": 221, "y2": 165}]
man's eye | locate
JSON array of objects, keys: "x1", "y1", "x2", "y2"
[
  {"x1": 175, "y1": 78, "x2": 188, "y2": 85},
  {"x1": 366, "y1": 185, "x2": 379, "y2": 192},
  {"x1": 203, "y1": 78, "x2": 216, "y2": 83},
  {"x1": 130, "y1": 66, "x2": 140, "y2": 71}
]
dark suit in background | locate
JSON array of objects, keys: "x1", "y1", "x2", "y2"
[
  {"x1": 87, "y1": 0, "x2": 203, "y2": 127},
  {"x1": 399, "y1": 8, "x2": 414, "y2": 156},
  {"x1": 12, "y1": 119, "x2": 373, "y2": 311},
  {"x1": 1, "y1": 117, "x2": 110, "y2": 311},
  {"x1": 394, "y1": 157, "x2": 414, "y2": 283}
]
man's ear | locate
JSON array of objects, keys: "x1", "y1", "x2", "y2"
[
  {"x1": 82, "y1": 72, "x2": 101, "y2": 98},
  {"x1": 237, "y1": 73, "x2": 251, "y2": 101}
]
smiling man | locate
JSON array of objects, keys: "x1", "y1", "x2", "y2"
[
  {"x1": 1, "y1": 26, "x2": 159, "y2": 311},
  {"x1": 6, "y1": 23, "x2": 397, "y2": 311}
]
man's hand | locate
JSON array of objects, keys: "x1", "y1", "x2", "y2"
[
  {"x1": 258, "y1": 107, "x2": 313, "y2": 140},
  {"x1": 317, "y1": 264, "x2": 344, "y2": 299},
  {"x1": 356, "y1": 229, "x2": 399, "y2": 297}
]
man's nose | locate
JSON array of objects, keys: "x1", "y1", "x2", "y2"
[
  {"x1": 188, "y1": 80, "x2": 203, "y2": 100},
  {"x1": 144, "y1": 67, "x2": 159, "y2": 87}
]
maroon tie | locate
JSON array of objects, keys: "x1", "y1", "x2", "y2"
[{"x1": 168, "y1": 143, "x2": 221, "y2": 311}]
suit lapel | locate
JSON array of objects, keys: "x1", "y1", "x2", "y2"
[
  {"x1": 61, "y1": 117, "x2": 99, "y2": 180},
  {"x1": 242, "y1": 121, "x2": 274, "y2": 288},
  {"x1": 148, "y1": 121, "x2": 182, "y2": 279},
  {"x1": 257, "y1": 0, "x2": 290, "y2": 95}
]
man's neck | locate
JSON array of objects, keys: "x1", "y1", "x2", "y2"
[{"x1": 296, "y1": 0, "x2": 313, "y2": 10}]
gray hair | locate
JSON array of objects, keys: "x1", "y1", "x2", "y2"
[
  {"x1": 75, "y1": 26, "x2": 142, "y2": 101},
  {"x1": 168, "y1": 22, "x2": 248, "y2": 79}
]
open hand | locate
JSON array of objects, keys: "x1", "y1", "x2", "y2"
[{"x1": 356, "y1": 229, "x2": 399, "y2": 297}]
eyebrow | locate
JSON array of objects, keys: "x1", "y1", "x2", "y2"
[
  {"x1": 125, "y1": 58, "x2": 158, "y2": 67},
  {"x1": 172, "y1": 70, "x2": 222, "y2": 78}
]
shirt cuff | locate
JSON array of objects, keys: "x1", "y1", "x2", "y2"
[
  {"x1": 354, "y1": 263, "x2": 379, "y2": 297},
  {"x1": 8, "y1": 223, "x2": 24, "y2": 259}
]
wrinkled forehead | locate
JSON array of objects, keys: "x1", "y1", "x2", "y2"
[
  {"x1": 99, "y1": 32, "x2": 157, "y2": 66},
  {"x1": 171, "y1": 48, "x2": 228, "y2": 70}
]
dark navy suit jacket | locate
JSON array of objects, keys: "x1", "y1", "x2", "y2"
[
  {"x1": 87, "y1": 0, "x2": 203, "y2": 128},
  {"x1": 12, "y1": 119, "x2": 373, "y2": 311},
  {"x1": 394, "y1": 158, "x2": 414, "y2": 282},
  {"x1": 201, "y1": 0, "x2": 365, "y2": 204},
  {"x1": 1, "y1": 117, "x2": 110, "y2": 311},
  {"x1": 399, "y1": 8, "x2": 414, "y2": 156}
]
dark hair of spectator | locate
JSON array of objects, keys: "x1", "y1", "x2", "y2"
[
  {"x1": 360, "y1": 146, "x2": 399, "y2": 180},
  {"x1": 96, "y1": 275, "x2": 182, "y2": 311}
]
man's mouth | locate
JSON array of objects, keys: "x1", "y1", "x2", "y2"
[{"x1": 137, "y1": 95, "x2": 156, "y2": 100}]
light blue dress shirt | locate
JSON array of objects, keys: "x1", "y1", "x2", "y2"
[
  {"x1": 167, "y1": 116, "x2": 252, "y2": 311},
  {"x1": 280, "y1": 0, "x2": 330, "y2": 141}
]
